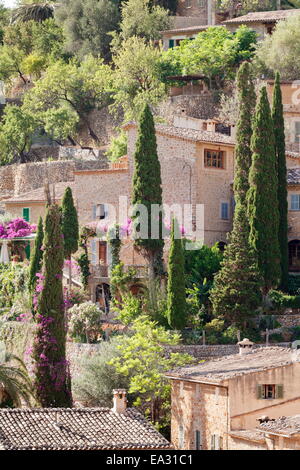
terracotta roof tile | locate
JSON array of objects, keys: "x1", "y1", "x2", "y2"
[
  {"x1": 287, "y1": 168, "x2": 300, "y2": 185},
  {"x1": 258, "y1": 415, "x2": 300, "y2": 436},
  {"x1": 0, "y1": 408, "x2": 171, "y2": 450},
  {"x1": 4, "y1": 182, "x2": 75, "y2": 204},
  {"x1": 224, "y1": 9, "x2": 300, "y2": 24},
  {"x1": 165, "y1": 347, "x2": 299, "y2": 384}
]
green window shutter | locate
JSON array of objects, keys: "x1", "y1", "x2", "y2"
[
  {"x1": 276, "y1": 385, "x2": 283, "y2": 399},
  {"x1": 169, "y1": 39, "x2": 174, "y2": 49},
  {"x1": 25, "y1": 243, "x2": 30, "y2": 260},
  {"x1": 257, "y1": 384, "x2": 263, "y2": 399},
  {"x1": 22, "y1": 208, "x2": 30, "y2": 222}
]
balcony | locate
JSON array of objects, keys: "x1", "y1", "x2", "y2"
[{"x1": 90, "y1": 264, "x2": 149, "y2": 280}]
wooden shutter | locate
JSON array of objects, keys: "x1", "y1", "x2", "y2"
[
  {"x1": 90, "y1": 239, "x2": 97, "y2": 265},
  {"x1": 219, "y1": 436, "x2": 223, "y2": 450},
  {"x1": 275, "y1": 385, "x2": 283, "y2": 399},
  {"x1": 169, "y1": 39, "x2": 174, "y2": 49},
  {"x1": 211, "y1": 434, "x2": 215, "y2": 450},
  {"x1": 257, "y1": 384, "x2": 264, "y2": 399},
  {"x1": 99, "y1": 242, "x2": 107, "y2": 264},
  {"x1": 195, "y1": 430, "x2": 201, "y2": 450},
  {"x1": 22, "y1": 208, "x2": 30, "y2": 222}
]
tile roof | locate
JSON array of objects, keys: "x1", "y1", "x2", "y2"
[
  {"x1": 4, "y1": 182, "x2": 74, "y2": 204},
  {"x1": 287, "y1": 168, "x2": 300, "y2": 185},
  {"x1": 286, "y1": 151, "x2": 300, "y2": 159},
  {"x1": 165, "y1": 347, "x2": 300, "y2": 384},
  {"x1": 228, "y1": 430, "x2": 266, "y2": 444},
  {"x1": 0, "y1": 408, "x2": 171, "y2": 450},
  {"x1": 258, "y1": 415, "x2": 300, "y2": 436},
  {"x1": 124, "y1": 122, "x2": 235, "y2": 145},
  {"x1": 224, "y1": 9, "x2": 300, "y2": 24}
]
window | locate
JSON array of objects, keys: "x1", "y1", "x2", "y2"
[
  {"x1": 169, "y1": 39, "x2": 174, "y2": 49},
  {"x1": 211, "y1": 434, "x2": 223, "y2": 450},
  {"x1": 178, "y1": 425, "x2": 184, "y2": 449},
  {"x1": 204, "y1": 149, "x2": 225, "y2": 169},
  {"x1": 195, "y1": 430, "x2": 201, "y2": 450},
  {"x1": 295, "y1": 121, "x2": 300, "y2": 143},
  {"x1": 22, "y1": 207, "x2": 30, "y2": 222},
  {"x1": 220, "y1": 202, "x2": 229, "y2": 220},
  {"x1": 93, "y1": 204, "x2": 108, "y2": 220},
  {"x1": 257, "y1": 384, "x2": 283, "y2": 399},
  {"x1": 198, "y1": 0, "x2": 206, "y2": 6},
  {"x1": 291, "y1": 194, "x2": 300, "y2": 211}
]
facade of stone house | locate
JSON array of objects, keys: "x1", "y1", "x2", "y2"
[{"x1": 166, "y1": 343, "x2": 300, "y2": 450}]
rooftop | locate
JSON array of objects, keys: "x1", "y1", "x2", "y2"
[
  {"x1": 4, "y1": 181, "x2": 75, "y2": 204},
  {"x1": 287, "y1": 168, "x2": 300, "y2": 185},
  {"x1": 165, "y1": 347, "x2": 300, "y2": 384},
  {"x1": 124, "y1": 122, "x2": 235, "y2": 145},
  {"x1": 224, "y1": 9, "x2": 300, "y2": 24},
  {"x1": 0, "y1": 408, "x2": 171, "y2": 451},
  {"x1": 258, "y1": 415, "x2": 300, "y2": 437}
]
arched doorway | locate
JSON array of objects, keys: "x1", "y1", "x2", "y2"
[
  {"x1": 288, "y1": 240, "x2": 300, "y2": 272},
  {"x1": 95, "y1": 283, "x2": 111, "y2": 314}
]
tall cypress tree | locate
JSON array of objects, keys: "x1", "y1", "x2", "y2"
[
  {"x1": 32, "y1": 204, "x2": 72, "y2": 407},
  {"x1": 61, "y1": 186, "x2": 79, "y2": 291},
  {"x1": 28, "y1": 216, "x2": 44, "y2": 293},
  {"x1": 167, "y1": 219, "x2": 187, "y2": 330},
  {"x1": 132, "y1": 104, "x2": 164, "y2": 279},
  {"x1": 272, "y1": 72, "x2": 288, "y2": 291},
  {"x1": 247, "y1": 86, "x2": 281, "y2": 292},
  {"x1": 211, "y1": 63, "x2": 262, "y2": 328}
]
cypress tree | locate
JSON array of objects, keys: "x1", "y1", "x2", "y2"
[
  {"x1": 272, "y1": 72, "x2": 288, "y2": 291},
  {"x1": 211, "y1": 64, "x2": 262, "y2": 328},
  {"x1": 61, "y1": 186, "x2": 79, "y2": 291},
  {"x1": 132, "y1": 104, "x2": 164, "y2": 279},
  {"x1": 28, "y1": 216, "x2": 44, "y2": 293},
  {"x1": 32, "y1": 204, "x2": 72, "y2": 407},
  {"x1": 166, "y1": 219, "x2": 187, "y2": 330},
  {"x1": 247, "y1": 86, "x2": 281, "y2": 292}
]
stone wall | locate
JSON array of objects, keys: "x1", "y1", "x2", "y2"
[
  {"x1": 275, "y1": 314, "x2": 300, "y2": 328},
  {"x1": 59, "y1": 146, "x2": 108, "y2": 162}
]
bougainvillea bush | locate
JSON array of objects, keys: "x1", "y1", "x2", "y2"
[{"x1": 0, "y1": 218, "x2": 36, "y2": 239}]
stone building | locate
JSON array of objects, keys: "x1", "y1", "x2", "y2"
[
  {"x1": 165, "y1": 342, "x2": 300, "y2": 450},
  {"x1": 0, "y1": 390, "x2": 172, "y2": 451}
]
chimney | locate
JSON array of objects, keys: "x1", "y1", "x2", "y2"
[
  {"x1": 238, "y1": 338, "x2": 254, "y2": 355},
  {"x1": 112, "y1": 389, "x2": 127, "y2": 414}
]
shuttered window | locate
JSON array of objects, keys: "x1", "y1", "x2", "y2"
[
  {"x1": 178, "y1": 425, "x2": 184, "y2": 449},
  {"x1": 221, "y1": 202, "x2": 229, "y2": 220},
  {"x1": 169, "y1": 39, "x2": 174, "y2": 49},
  {"x1": 90, "y1": 239, "x2": 97, "y2": 265},
  {"x1": 195, "y1": 430, "x2": 201, "y2": 450},
  {"x1": 291, "y1": 194, "x2": 300, "y2": 211},
  {"x1": 22, "y1": 208, "x2": 30, "y2": 222},
  {"x1": 275, "y1": 384, "x2": 284, "y2": 399},
  {"x1": 295, "y1": 121, "x2": 300, "y2": 143},
  {"x1": 257, "y1": 384, "x2": 283, "y2": 399}
]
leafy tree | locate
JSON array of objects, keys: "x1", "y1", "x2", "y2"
[
  {"x1": 132, "y1": 104, "x2": 164, "y2": 279},
  {"x1": 55, "y1": 0, "x2": 120, "y2": 61},
  {"x1": 0, "y1": 4, "x2": 9, "y2": 44},
  {"x1": 217, "y1": 0, "x2": 279, "y2": 15},
  {"x1": 0, "y1": 105, "x2": 36, "y2": 164},
  {"x1": 61, "y1": 186, "x2": 79, "y2": 292},
  {"x1": 272, "y1": 72, "x2": 288, "y2": 291},
  {"x1": 0, "y1": 45, "x2": 27, "y2": 84},
  {"x1": 28, "y1": 216, "x2": 44, "y2": 293},
  {"x1": 160, "y1": 26, "x2": 257, "y2": 88},
  {"x1": 32, "y1": 203, "x2": 72, "y2": 407},
  {"x1": 23, "y1": 57, "x2": 113, "y2": 143},
  {"x1": 256, "y1": 13, "x2": 300, "y2": 80},
  {"x1": 109, "y1": 315, "x2": 193, "y2": 424},
  {"x1": 211, "y1": 63, "x2": 262, "y2": 329},
  {"x1": 166, "y1": 219, "x2": 187, "y2": 330},
  {"x1": 184, "y1": 243, "x2": 223, "y2": 289},
  {"x1": 106, "y1": 131, "x2": 127, "y2": 162},
  {"x1": 115, "y1": 0, "x2": 170, "y2": 43},
  {"x1": 0, "y1": 353, "x2": 34, "y2": 407},
  {"x1": 247, "y1": 87, "x2": 281, "y2": 292},
  {"x1": 112, "y1": 36, "x2": 166, "y2": 120}
]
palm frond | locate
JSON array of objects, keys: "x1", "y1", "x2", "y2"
[{"x1": 11, "y1": 3, "x2": 54, "y2": 24}]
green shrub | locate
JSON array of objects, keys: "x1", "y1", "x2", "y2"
[
  {"x1": 288, "y1": 275, "x2": 300, "y2": 295},
  {"x1": 0, "y1": 264, "x2": 29, "y2": 308},
  {"x1": 268, "y1": 289, "x2": 300, "y2": 309},
  {"x1": 72, "y1": 338, "x2": 132, "y2": 407},
  {"x1": 68, "y1": 301, "x2": 102, "y2": 343}
]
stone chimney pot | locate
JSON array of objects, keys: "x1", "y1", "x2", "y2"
[
  {"x1": 238, "y1": 338, "x2": 254, "y2": 355},
  {"x1": 112, "y1": 389, "x2": 127, "y2": 414}
]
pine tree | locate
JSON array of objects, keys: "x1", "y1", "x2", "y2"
[
  {"x1": 272, "y1": 72, "x2": 288, "y2": 291},
  {"x1": 132, "y1": 104, "x2": 164, "y2": 279},
  {"x1": 28, "y1": 216, "x2": 44, "y2": 293},
  {"x1": 32, "y1": 204, "x2": 72, "y2": 407},
  {"x1": 211, "y1": 64, "x2": 262, "y2": 328},
  {"x1": 247, "y1": 86, "x2": 281, "y2": 292},
  {"x1": 211, "y1": 203, "x2": 262, "y2": 328},
  {"x1": 166, "y1": 219, "x2": 187, "y2": 330},
  {"x1": 61, "y1": 186, "x2": 79, "y2": 291}
]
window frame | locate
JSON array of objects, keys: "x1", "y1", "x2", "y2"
[
  {"x1": 22, "y1": 207, "x2": 30, "y2": 222},
  {"x1": 291, "y1": 194, "x2": 300, "y2": 211},
  {"x1": 220, "y1": 201, "x2": 229, "y2": 220},
  {"x1": 204, "y1": 149, "x2": 226, "y2": 170}
]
